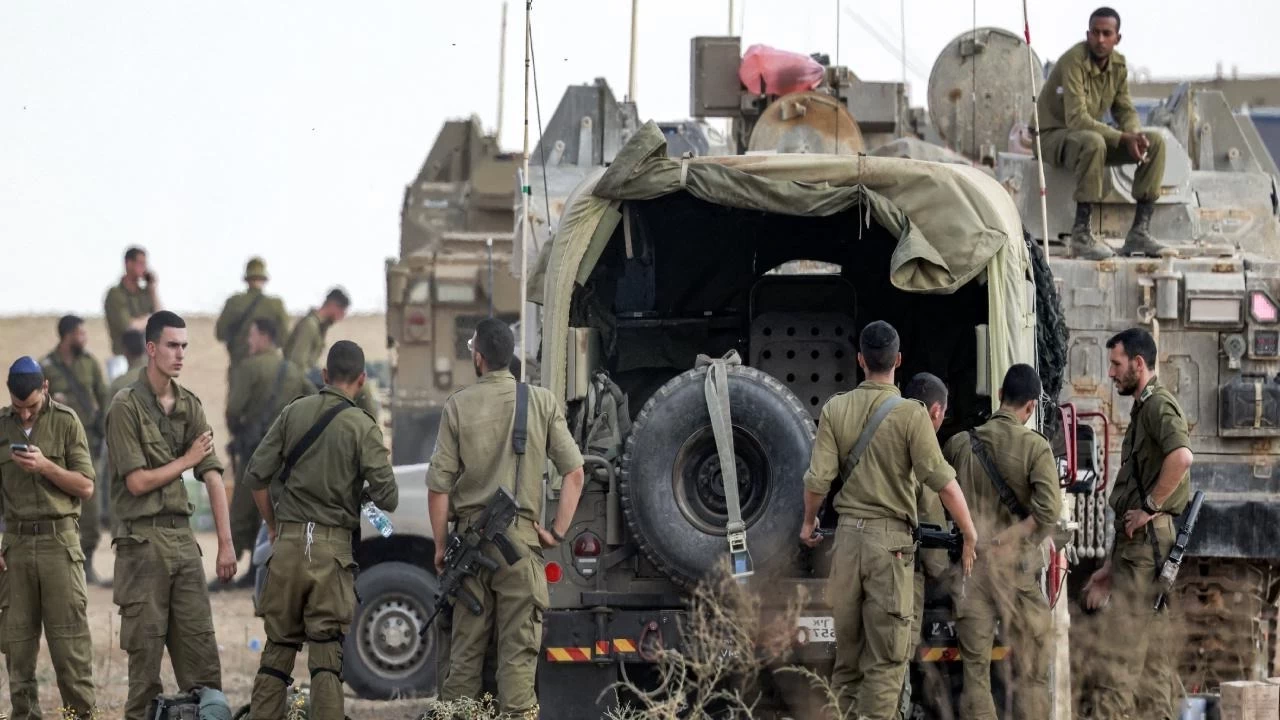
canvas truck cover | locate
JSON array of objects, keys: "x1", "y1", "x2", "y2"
[{"x1": 533, "y1": 121, "x2": 1034, "y2": 406}]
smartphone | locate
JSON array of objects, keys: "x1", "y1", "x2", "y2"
[{"x1": 11, "y1": 443, "x2": 30, "y2": 453}]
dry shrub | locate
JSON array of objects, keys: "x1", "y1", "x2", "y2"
[{"x1": 606, "y1": 569, "x2": 838, "y2": 720}]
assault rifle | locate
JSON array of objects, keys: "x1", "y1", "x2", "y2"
[
  {"x1": 914, "y1": 522, "x2": 964, "y2": 562},
  {"x1": 419, "y1": 486, "x2": 521, "y2": 638},
  {"x1": 1154, "y1": 490, "x2": 1206, "y2": 611}
]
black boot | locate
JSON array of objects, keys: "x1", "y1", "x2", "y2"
[
  {"x1": 1119, "y1": 201, "x2": 1169, "y2": 256},
  {"x1": 1070, "y1": 202, "x2": 1114, "y2": 260}
]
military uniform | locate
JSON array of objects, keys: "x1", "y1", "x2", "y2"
[
  {"x1": 284, "y1": 310, "x2": 378, "y2": 417},
  {"x1": 244, "y1": 386, "x2": 398, "y2": 720},
  {"x1": 104, "y1": 281, "x2": 156, "y2": 357},
  {"x1": 942, "y1": 411, "x2": 1061, "y2": 720},
  {"x1": 428, "y1": 369, "x2": 584, "y2": 714},
  {"x1": 1036, "y1": 42, "x2": 1167, "y2": 203},
  {"x1": 226, "y1": 348, "x2": 316, "y2": 558},
  {"x1": 215, "y1": 288, "x2": 290, "y2": 372},
  {"x1": 42, "y1": 350, "x2": 111, "y2": 565},
  {"x1": 802, "y1": 382, "x2": 955, "y2": 717},
  {"x1": 105, "y1": 376, "x2": 225, "y2": 720},
  {"x1": 1092, "y1": 379, "x2": 1190, "y2": 719},
  {"x1": 0, "y1": 400, "x2": 97, "y2": 718},
  {"x1": 900, "y1": 482, "x2": 948, "y2": 718}
]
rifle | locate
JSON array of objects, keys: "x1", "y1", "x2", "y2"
[
  {"x1": 1153, "y1": 490, "x2": 1206, "y2": 611},
  {"x1": 420, "y1": 486, "x2": 522, "y2": 638},
  {"x1": 914, "y1": 522, "x2": 964, "y2": 562}
]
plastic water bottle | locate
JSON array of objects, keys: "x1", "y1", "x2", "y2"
[{"x1": 362, "y1": 502, "x2": 394, "y2": 538}]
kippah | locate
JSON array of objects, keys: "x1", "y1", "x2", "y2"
[
  {"x1": 8, "y1": 356, "x2": 42, "y2": 377},
  {"x1": 859, "y1": 320, "x2": 899, "y2": 349}
]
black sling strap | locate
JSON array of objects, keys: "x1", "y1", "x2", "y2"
[
  {"x1": 512, "y1": 382, "x2": 529, "y2": 496},
  {"x1": 278, "y1": 395, "x2": 355, "y2": 483},
  {"x1": 257, "y1": 360, "x2": 292, "y2": 430},
  {"x1": 227, "y1": 293, "x2": 265, "y2": 350},
  {"x1": 47, "y1": 355, "x2": 101, "y2": 431},
  {"x1": 968, "y1": 432, "x2": 1031, "y2": 520}
]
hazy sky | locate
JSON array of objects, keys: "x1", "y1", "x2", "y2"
[{"x1": 4, "y1": 1, "x2": 1278, "y2": 316}]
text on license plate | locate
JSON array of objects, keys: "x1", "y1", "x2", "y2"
[{"x1": 796, "y1": 616, "x2": 836, "y2": 643}]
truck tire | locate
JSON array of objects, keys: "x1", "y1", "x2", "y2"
[
  {"x1": 1028, "y1": 234, "x2": 1068, "y2": 433},
  {"x1": 620, "y1": 364, "x2": 815, "y2": 587},
  {"x1": 344, "y1": 561, "x2": 439, "y2": 700}
]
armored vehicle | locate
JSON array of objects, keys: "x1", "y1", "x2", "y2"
[
  {"x1": 529, "y1": 120, "x2": 1048, "y2": 718},
  {"x1": 386, "y1": 115, "x2": 522, "y2": 466}
]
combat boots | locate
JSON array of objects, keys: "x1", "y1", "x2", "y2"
[
  {"x1": 1070, "y1": 203, "x2": 1115, "y2": 260},
  {"x1": 1119, "y1": 201, "x2": 1170, "y2": 257}
]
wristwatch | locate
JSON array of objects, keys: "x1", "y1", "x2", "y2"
[
  {"x1": 1142, "y1": 493, "x2": 1161, "y2": 514},
  {"x1": 550, "y1": 525, "x2": 566, "y2": 543}
]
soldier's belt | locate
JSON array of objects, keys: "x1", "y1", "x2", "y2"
[
  {"x1": 127, "y1": 514, "x2": 191, "y2": 530},
  {"x1": 10, "y1": 516, "x2": 79, "y2": 536},
  {"x1": 277, "y1": 521, "x2": 351, "y2": 542},
  {"x1": 837, "y1": 516, "x2": 912, "y2": 533}
]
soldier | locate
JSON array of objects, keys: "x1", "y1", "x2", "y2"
[
  {"x1": 1082, "y1": 328, "x2": 1192, "y2": 719},
  {"x1": 940, "y1": 364, "x2": 1061, "y2": 719},
  {"x1": 217, "y1": 317, "x2": 315, "y2": 591},
  {"x1": 104, "y1": 246, "x2": 160, "y2": 361},
  {"x1": 283, "y1": 288, "x2": 379, "y2": 417},
  {"x1": 104, "y1": 310, "x2": 237, "y2": 720},
  {"x1": 898, "y1": 372, "x2": 951, "y2": 718},
  {"x1": 215, "y1": 257, "x2": 291, "y2": 374},
  {"x1": 798, "y1": 321, "x2": 977, "y2": 718},
  {"x1": 427, "y1": 318, "x2": 586, "y2": 715},
  {"x1": 1037, "y1": 6, "x2": 1168, "y2": 260},
  {"x1": 0, "y1": 357, "x2": 97, "y2": 719},
  {"x1": 42, "y1": 314, "x2": 111, "y2": 584},
  {"x1": 108, "y1": 329, "x2": 149, "y2": 400},
  {"x1": 244, "y1": 340, "x2": 398, "y2": 720}
]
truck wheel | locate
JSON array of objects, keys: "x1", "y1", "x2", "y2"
[
  {"x1": 344, "y1": 561, "x2": 439, "y2": 700},
  {"x1": 620, "y1": 364, "x2": 815, "y2": 587}
]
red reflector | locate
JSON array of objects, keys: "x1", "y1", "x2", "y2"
[
  {"x1": 407, "y1": 312, "x2": 428, "y2": 326},
  {"x1": 572, "y1": 533, "x2": 602, "y2": 557},
  {"x1": 545, "y1": 561, "x2": 563, "y2": 584}
]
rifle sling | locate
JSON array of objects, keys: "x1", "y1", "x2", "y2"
[
  {"x1": 279, "y1": 396, "x2": 355, "y2": 483},
  {"x1": 48, "y1": 355, "x2": 101, "y2": 432},
  {"x1": 841, "y1": 395, "x2": 905, "y2": 476},
  {"x1": 968, "y1": 432, "x2": 1031, "y2": 520}
]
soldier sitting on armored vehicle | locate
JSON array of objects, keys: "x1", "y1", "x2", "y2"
[{"x1": 1037, "y1": 6, "x2": 1168, "y2": 260}]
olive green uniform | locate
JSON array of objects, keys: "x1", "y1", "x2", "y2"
[
  {"x1": 226, "y1": 348, "x2": 316, "y2": 558},
  {"x1": 1036, "y1": 42, "x2": 1166, "y2": 203},
  {"x1": 802, "y1": 382, "x2": 955, "y2": 718},
  {"x1": 42, "y1": 350, "x2": 111, "y2": 562},
  {"x1": 942, "y1": 411, "x2": 1061, "y2": 720},
  {"x1": 0, "y1": 400, "x2": 96, "y2": 719},
  {"x1": 215, "y1": 289, "x2": 291, "y2": 372},
  {"x1": 243, "y1": 386, "x2": 397, "y2": 720},
  {"x1": 1092, "y1": 379, "x2": 1190, "y2": 720},
  {"x1": 428, "y1": 370, "x2": 584, "y2": 714},
  {"x1": 105, "y1": 376, "x2": 225, "y2": 720},
  {"x1": 900, "y1": 482, "x2": 948, "y2": 718},
  {"x1": 104, "y1": 281, "x2": 156, "y2": 357},
  {"x1": 284, "y1": 310, "x2": 378, "y2": 417}
]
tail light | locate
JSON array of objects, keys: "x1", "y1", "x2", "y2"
[
  {"x1": 1250, "y1": 291, "x2": 1279, "y2": 323},
  {"x1": 544, "y1": 561, "x2": 564, "y2": 584},
  {"x1": 571, "y1": 532, "x2": 602, "y2": 578}
]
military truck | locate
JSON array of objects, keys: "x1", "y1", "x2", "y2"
[
  {"x1": 528, "y1": 119, "x2": 1051, "y2": 718},
  {"x1": 683, "y1": 27, "x2": 1280, "y2": 698}
]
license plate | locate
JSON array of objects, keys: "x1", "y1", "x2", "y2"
[{"x1": 797, "y1": 616, "x2": 836, "y2": 643}]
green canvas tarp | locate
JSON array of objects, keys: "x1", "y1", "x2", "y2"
[{"x1": 533, "y1": 121, "x2": 1035, "y2": 405}]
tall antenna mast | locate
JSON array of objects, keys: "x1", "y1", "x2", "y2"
[
  {"x1": 628, "y1": 0, "x2": 639, "y2": 101},
  {"x1": 497, "y1": 1, "x2": 509, "y2": 139},
  {"x1": 518, "y1": 0, "x2": 532, "y2": 382}
]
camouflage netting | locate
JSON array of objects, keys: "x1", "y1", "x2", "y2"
[{"x1": 533, "y1": 121, "x2": 1036, "y2": 409}]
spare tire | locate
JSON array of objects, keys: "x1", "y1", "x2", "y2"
[{"x1": 619, "y1": 364, "x2": 815, "y2": 587}]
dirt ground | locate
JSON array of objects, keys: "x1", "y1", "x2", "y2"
[{"x1": 0, "y1": 313, "x2": 429, "y2": 718}]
